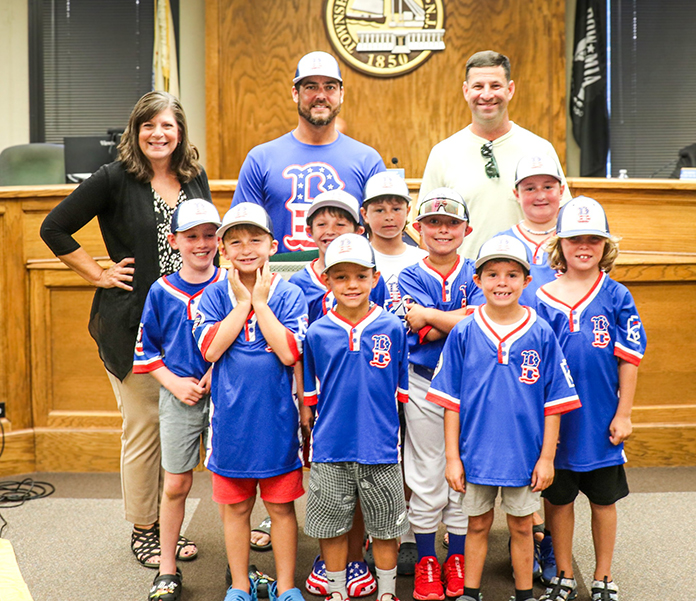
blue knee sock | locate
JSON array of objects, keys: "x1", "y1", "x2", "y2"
[
  {"x1": 446, "y1": 533, "x2": 466, "y2": 558},
  {"x1": 414, "y1": 532, "x2": 437, "y2": 560}
]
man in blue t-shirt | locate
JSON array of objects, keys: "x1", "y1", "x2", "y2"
[{"x1": 232, "y1": 51, "x2": 385, "y2": 253}]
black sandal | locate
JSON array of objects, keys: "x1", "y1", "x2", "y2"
[
  {"x1": 149, "y1": 569, "x2": 182, "y2": 601},
  {"x1": 176, "y1": 534, "x2": 198, "y2": 561},
  {"x1": 132, "y1": 524, "x2": 161, "y2": 568}
]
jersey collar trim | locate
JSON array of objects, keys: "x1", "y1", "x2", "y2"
[
  {"x1": 420, "y1": 256, "x2": 464, "y2": 302},
  {"x1": 474, "y1": 305, "x2": 536, "y2": 364},
  {"x1": 327, "y1": 304, "x2": 383, "y2": 351},
  {"x1": 536, "y1": 272, "x2": 606, "y2": 332}
]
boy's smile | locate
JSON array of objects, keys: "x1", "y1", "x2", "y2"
[
  {"x1": 561, "y1": 235, "x2": 605, "y2": 273},
  {"x1": 220, "y1": 229, "x2": 277, "y2": 276},
  {"x1": 415, "y1": 216, "x2": 469, "y2": 257},
  {"x1": 515, "y1": 175, "x2": 563, "y2": 227},
  {"x1": 474, "y1": 260, "x2": 531, "y2": 311},
  {"x1": 323, "y1": 263, "x2": 379, "y2": 319},
  {"x1": 168, "y1": 223, "x2": 218, "y2": 276},
  {"x1": 306, "y1": 212, "x2": 359, "y2": 255}
]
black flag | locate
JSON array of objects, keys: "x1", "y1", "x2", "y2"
[{"x1": 571, "y1": 0, "x2": 609, "y2": 177}]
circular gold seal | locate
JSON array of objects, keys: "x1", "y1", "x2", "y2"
[{"x1": 324, "y1": 0, "x2": 446, "y2": 78}]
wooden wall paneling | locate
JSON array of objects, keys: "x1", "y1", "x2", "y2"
[
  {"x1": 206, "y1": 0, "x2": 567, "y2": 180},
  {"x1": 0, "y1": 430, "x2": 36, "y2": 475},
  {"x1": 567, "y1": 178, "x2": 696, "y2": 254},
  {"x1": 3, "y1": 199, "x2": 32, "y2": 432}
]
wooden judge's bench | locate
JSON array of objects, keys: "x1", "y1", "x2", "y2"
[{"x1": 0, "y1": 178, "x2": 694, "y2": 475}]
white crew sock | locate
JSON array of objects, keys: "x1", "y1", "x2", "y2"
[
  {"x1": 375, "y1": 566, "x2": 397, "y2": 598},
  {"x1": 325, "y1": 569, "x2": 348, "y2": 599}
]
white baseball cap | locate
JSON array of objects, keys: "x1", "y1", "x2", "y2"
[
  {"x1": 514, "y1": 155, "x2": 563, "y2": 187},
  {"x1": 416, "y1": 187, "x2": 470, "y2": 222},
  {"x1": 307, "y1": 189, "x2": 361, "y2": 224},
  {"x1": 475, "y1": 234, "x2": 531, "y2": 270},
  {"x1": 363, "y1": 171, "x2": 412, "y2": 205},
  {"x1": 323, "y1": 233, "x2": 376, "y2": 273},
  {"x1": 556, "y1": 196, "x2": 610, "y2": 239},
  {"x1": 171, "y1": 199, "x2": 221, "y2": 233},
  {"x1": 293, "y1": 51, "x2": 343, "y2": 84},
  {"x1": 217, "y1": 202, "x2": 274, "y2": 239}
]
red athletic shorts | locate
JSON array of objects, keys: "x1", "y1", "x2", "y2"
[{"x1": 211, "y1": 468, "x2": 305, "y2": 504}]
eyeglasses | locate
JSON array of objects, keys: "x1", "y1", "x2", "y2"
[
  {"x1": 480, "y1": 141, "x2": 500, "y2": 179},
  {"x1": 417, "y1": 197, "x2": 470, "y2": 222}
]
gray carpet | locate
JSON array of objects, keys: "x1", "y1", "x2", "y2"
[{"x1": 2, "y1": 467, "x2": 695, "y2": 600}]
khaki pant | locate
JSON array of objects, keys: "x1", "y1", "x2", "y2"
[{"x1": 107, "y1": 370, "x2": 163, "y2": 525}]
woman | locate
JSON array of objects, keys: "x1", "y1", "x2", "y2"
[{"x1": 40, "y1": 91, "x2": 211, "y2": 567}]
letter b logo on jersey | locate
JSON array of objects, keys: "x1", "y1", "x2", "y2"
[
  {"x1": 591, "y1": 315, "x2": 611, "y2": 348},
  {"x1": 370, "y1": 334, "x2": 392, "y2": 368},
  {"x1": 519, "y1": 350, "x2": 541, "y2": 384}
]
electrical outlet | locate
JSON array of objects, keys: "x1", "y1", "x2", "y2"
[{"x1": 0, "y1": 402, "x2": 5, "y2": 418}]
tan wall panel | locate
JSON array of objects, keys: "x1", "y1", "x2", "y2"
[
  {"x1": 627, "y1": 424, "x2": 696, "y2": 467},
  {"x1": 0, "y1": 430, "x2": 36, "y2": 476},
  {"x1": 50, "y1": 289, "x2": 115, "y2": 413},
  {"x1": 206, "y1": 0, "x2": 567, "y2": 179},
  {"x1": 35, "y1": 428, "x2": 121, "y2": 472}
]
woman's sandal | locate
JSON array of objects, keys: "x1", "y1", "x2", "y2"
[
  {"x1": 132, "y1": 524, "x2": 161, "y2": 569},
  {"x1": 176, "y1": 534, "x2": 198, "y2": 561},
  {"x1": 149, "y1": 568, "x2": 182, "y2": 601}
]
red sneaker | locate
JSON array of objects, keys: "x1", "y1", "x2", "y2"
[
  {"x1": 442, "y1": 554, "x2": 465, "y2": 597},
  {"x1": 413, "y1": 556, "x2": 445, "y2": 601}
]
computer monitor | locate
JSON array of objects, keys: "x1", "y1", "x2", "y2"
[{"x1": 64, "y1": 133, "x2": 121, "y2": 183}]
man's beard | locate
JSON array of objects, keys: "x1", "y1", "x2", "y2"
[{"x1": 298, "y1": 102, "x2": 341, "y2": 126}]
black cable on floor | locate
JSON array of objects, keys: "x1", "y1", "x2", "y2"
[{"x1": 0, "y1": 478, "x2": 56, "y2": 537}]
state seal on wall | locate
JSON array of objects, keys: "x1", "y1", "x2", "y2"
[{"x1": 324, "y1": 0, "x2": 446, "y2": 77}]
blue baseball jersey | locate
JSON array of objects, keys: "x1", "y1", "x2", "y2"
[
  {"x1": 536, "y1": 272, "x2": 646, "y2": 471},
  {"x1": 133, "y1": 268, "x2": 227, "y2": 378},
  {"x1": 233, "y1": 132, "x2": 385, "y2": 253},
  {"x1": 303, "y1": 305, "x2": 409, "y2": 464},
  {"x1": 289, "y1": 259, "x2": 388, "y2": 324},
  {"x1": 397, "y1": 256, "x2": 483, "y2": 370},
  {"x1": 427, "y1": 306, "x2": 581, "y2": 487},
  {"x1": 499, "y1": 224, "x2": 558, "y2": 307},
  {"x1": 193, "y1": 274, "x2": 309, "y2": 478}
]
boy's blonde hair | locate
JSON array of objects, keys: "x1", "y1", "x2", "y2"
[
  {"x1": 545, "y1": 234, "x2": 621, "y2": 273},
  {"x1": 222, "y1": 223, "x2": 274, "y2": 243}
]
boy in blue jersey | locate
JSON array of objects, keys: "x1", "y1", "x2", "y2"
[
  {"x1": 536, "y1": 197, "x2": 646, "y2": 601},
  {"x1": 397, "y1": 188, "x2": 481, "y2": 601},
  {"x1": 498, "y1": 155, "x2": 565, "y2": 308},
  {"x1": 303, "y1": 233, "x2": 409, "y2": 601},
  {"x1": 289, "y1": 190, "x2": 382, "y2": 598},
  {"x1": 193, "y1": 203, "x2": 308, "y2": 601},
  {"x1": 499, "y1": 154, "x2": 567, "y2": 581},
  {"x1": 134, "y1": 199, "x2": 225, "y2": 601},
  {"x1": 427, "y1": 234, "x2": 581, "y2": 601}
]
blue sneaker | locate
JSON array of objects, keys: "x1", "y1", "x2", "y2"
[
  {"x1": 270, "y1": 583, "x2": 305, "y2": 601},
  {"x1": 224, "y1": 588, "x2": 253, "y2": 601},
  {"x1": 537, "y1": 535, "x2": 557, "y2": 585}
]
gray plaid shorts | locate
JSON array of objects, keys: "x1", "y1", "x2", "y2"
[{"x1": 304, "y1": 462, "x2": 409, "y2": 540}]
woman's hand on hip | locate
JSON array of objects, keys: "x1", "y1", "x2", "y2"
[{"x1": 97, "y1": 257, "x2": 135, "y2": 290}]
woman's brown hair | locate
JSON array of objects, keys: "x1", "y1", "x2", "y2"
[{"x1": 118, "y1": 91, "x2": 201, "y2": 183}]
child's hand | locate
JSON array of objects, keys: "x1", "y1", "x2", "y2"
[
  {"x1": 170, "y1": 376, "x2": 206, "y2": 406},
  {"x1": 445, "y1": 457, "x2": 466, "y2": 493},
  {"x1": 609, "y1": 414, "x2": 633, "y2": 445},
  {"x1": 251, "y1": 261, "x2": 272, "y2": 307},
  {"x1": 299, "y1": 404, "x2": 314, "y2": 441},
  {"x1": 531, "y1": 457, "x2": 555, "y2": 492},
  {"x1": 199, "y1": 367, "x2": 213, "y2": 394},
  {"x1": 404, "y1": 303, "x2": 431, "y2": 332},
  {"x1": 229, "y1": 268, "x2": 252, "y2": 304}
]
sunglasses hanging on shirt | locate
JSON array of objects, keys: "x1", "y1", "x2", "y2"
[{"x1": 480, "y1": 141, "x2": 500, "y2": 179}]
